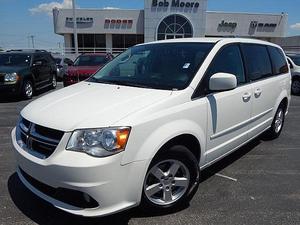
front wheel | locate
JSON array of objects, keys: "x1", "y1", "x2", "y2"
[
  {"x1": 140, "y1": 145, "x2": 200, "y2": 214},
  {"x1": 21, "y1": 80, "x2": 33, "y2": 99}
]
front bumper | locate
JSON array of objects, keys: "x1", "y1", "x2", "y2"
[
  {"x1": 11, "y1": 128, "x2": 147, "y2": 217},
  {"x1": 0, "y1": 83, "x2": 21, "y2": 95}
]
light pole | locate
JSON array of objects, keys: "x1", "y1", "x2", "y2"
[{"x1": 72, "y1": 0, "x2": 79, "y2": 55}]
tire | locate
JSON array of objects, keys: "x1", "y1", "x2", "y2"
[
  {"x1": 21, "y1": 80, "x2": 33, "y2": 99},
  {"x1": 265, "y1": 103, "x2": 286, "y2": 139},
  {"x1": 51, "y1": 74, "x2": 57, "y2": 89},
  {"x1": 291, "y1": 77, "x2": 300, "y2": 95},
  {"x1": 140, "y1": 145, "x2": 200, "y2": 214}
]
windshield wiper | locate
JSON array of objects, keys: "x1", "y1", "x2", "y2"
[{"x1": 89, "y1": 78, "x2": 154, "y2": 89}]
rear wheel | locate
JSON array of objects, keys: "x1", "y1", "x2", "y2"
[
  {"x1": 140, "y1": 145, "x2": 200, "y2": 214},
  {"x1": 265, "y1": 103, "x2": 286, "y2": 139},
  {"x1": 292, "y1": 77, "x2": 300, "y2": 95},
  {"x1": 21, "y1": 80, "x2": 33, "y2": 99}
]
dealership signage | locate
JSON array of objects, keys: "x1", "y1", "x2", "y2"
[
  {"x1": 250, "y1": 21, "x2": 277, "y2": 29},
  {"x1": 104, "y1": 19, "x2": 133, "y2": 25},
  {"x1": 152, "y1": 0, "x2": 200, "y2": 8},
  {"x1": 218, "y1": 20, "x2": 237, "y2": 30},
  {"x1": 66, "y1": 17, "x2": 93, "y2": 24}
]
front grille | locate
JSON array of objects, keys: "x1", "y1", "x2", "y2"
[
  {"x1": 19, "y1": 167, "x2": 99, "y2": 209},
  {"x1": 16, "y1": 117, "x2": 64, "y2": 159}
]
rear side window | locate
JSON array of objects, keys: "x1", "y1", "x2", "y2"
[
  {"x1": 206, "y1": 45, "x2": 246, "y2": 85},
  {"x1": 241, "y1": 44, "x2": 272, "y2": 81},
  {"x1": 267, "y1": 46, "x2": 289, "y2": 75}
]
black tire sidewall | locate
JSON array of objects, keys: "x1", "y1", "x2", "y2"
[{"x1": 141, "y1": 145, "x2": 200, "y2": 213}]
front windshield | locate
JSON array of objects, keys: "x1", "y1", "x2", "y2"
[
  {"x1": 74, "y1": 55, "x2": 109, "y2": 66},
  {"x1": 0, "y1": 54, "x2": 31, "y2": 66},
  {"x1": 290, "y1": 56, "x2": 300, "y2": 66},
  {"x1": 89, "y1": 43, "x2": 214, "y2": 90}
]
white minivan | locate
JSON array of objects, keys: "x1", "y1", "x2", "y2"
[{"x1": 12, "y1": 38, "x2": 291, "y2": 217}]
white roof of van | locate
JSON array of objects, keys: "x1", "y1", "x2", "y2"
[{"x1": 142, "y1": 37, "x2": 279, "y2": 47}]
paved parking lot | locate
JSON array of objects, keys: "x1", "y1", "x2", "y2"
[{"x1": 0, "y1": 83, "x2": 299, "y2": 225}]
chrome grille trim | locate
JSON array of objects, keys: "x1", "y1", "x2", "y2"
[{"x1": 16, "y1": 117, "x2": 64, "y2": 159}]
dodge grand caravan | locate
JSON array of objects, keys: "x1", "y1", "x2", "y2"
[{"x1": 12, "y1": 38, "x2": 291, "y2": 217}]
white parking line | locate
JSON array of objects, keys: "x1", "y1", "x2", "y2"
[{"x1": 215, "y1": 173, "x2": 238, "y2": 182}]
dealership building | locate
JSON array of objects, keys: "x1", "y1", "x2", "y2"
[{"x1": 53, "y1": 0, "x2": 288, "y2": 53}]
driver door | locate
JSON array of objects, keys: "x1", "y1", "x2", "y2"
[{"x1": 203, "y1": 44, "x2": 252, "y2": 163}]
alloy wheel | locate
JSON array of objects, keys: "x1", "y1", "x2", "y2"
[
  {"x1": 24, "y1": 82, "x2": 33, "y2": 98},
  {"x1": 144, "y1": 159, "x2": 190, "y2": 206},
  {"x1": 274, "y1": 108, "x2": 284, "y2": 133}
]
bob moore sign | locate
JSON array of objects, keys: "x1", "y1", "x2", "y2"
[{"x1": 151, "y1": 0, "x2": 200, "y2": 8}]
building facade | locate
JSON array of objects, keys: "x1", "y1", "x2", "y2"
[{"x1": 53, "y1": 0, "x2": 288, "y2": 53}]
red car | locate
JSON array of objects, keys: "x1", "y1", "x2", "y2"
[{"x1": 63, "y1": 53, "x2": 113, "y2": 87}]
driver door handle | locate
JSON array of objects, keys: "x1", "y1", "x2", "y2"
[
  {"x1": 254, "y1": 88, "x2": 262, "y2": 98},
  {"x1": 242, "y1": 92, "x2": 251, "y2": 102}
]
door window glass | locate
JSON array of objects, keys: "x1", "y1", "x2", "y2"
[
  {"x1": 206, "y1": 45, "x2": 246, "y2": 85},
  {"x1": 241, "y1": 44, "x2": 272, "y2": 81},
  {"x1": 268, "y1": 46, "x2": 289, "y2": 75}
]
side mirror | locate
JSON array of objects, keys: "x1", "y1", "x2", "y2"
[
  {"x1": 33, "y1": 60, "x2": 43, "y2": 66},
  {"x1": 209, "y1": 72, "x2": 237, "y2": 92}
]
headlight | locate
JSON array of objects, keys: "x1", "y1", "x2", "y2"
[
  {"x1": 4, "y1": 73, "x2": 19, "y2": 83},
  {"x1": 66, "y1": 127, "x2": 131, "y2": 157}
]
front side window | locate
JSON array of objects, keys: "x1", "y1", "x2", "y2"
[
  {"x1": 267, "y1": 46, "x2": 288, "y2": 75},
  {"x1": 89, "y1": 43, "x2": 214, "y2": 90},
  {"x1": 0, "y1": 54, "x2": 31, "y2": 66},
  {"x1": 241, "y1": 44, "x2": 272, "y2": 81},
  {"x1": 206, "y1": 45, "x2": 246, "y2": 85}
]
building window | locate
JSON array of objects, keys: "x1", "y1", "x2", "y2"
[
  {"x1": 157, "y1": 14, "x2": 193, "y2": 40},
  {"x1": 112, "y1": 34, "x2": 144, "y2": 49},
  {"x1": 71, "y1": 34, "x2": 106, "y2": 51}
]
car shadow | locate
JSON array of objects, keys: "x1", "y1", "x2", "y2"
[{"x1": 7, "y1": 137, "x2": 262, "y2": 225}]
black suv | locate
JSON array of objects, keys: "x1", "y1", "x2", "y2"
[{"x1": 0, "y1": 50, "x2": 57, "y2": 99}]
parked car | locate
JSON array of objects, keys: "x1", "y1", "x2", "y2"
[
  {"x1": 53, "y1": 56, "x2": 73, "y2": 81},
  {"x1": 63, "y1": 53, "x2": 113, "y2": 87},
  {"x1": 12, "y1": 38, "x2": 291, "y2": 217},
  {"x1": 0, "y1": 50, "x2": 57, "y2": 99},
  {"x1": 286, "y1": 55, "x2": 300, "y2": 95}
]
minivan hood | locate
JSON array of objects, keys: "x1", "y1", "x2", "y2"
[{"x1": 21, "y1": 82, "x2": 172, "y2": 131}]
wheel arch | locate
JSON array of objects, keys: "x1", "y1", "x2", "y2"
[{"x1": 121, "y1": 119, "x2": 206, "y2": 166}]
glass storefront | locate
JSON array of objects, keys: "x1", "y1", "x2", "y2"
[
  {"x1": 112, "y1": 34, "x2": 144, "y2": 49},
  {"x1": 71, "y1": 34, "x2": 106, "y2": 49}
]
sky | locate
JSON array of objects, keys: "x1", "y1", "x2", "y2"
[{"x1": 0, "y1": 0, "x2": 300, "y2": 49}]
